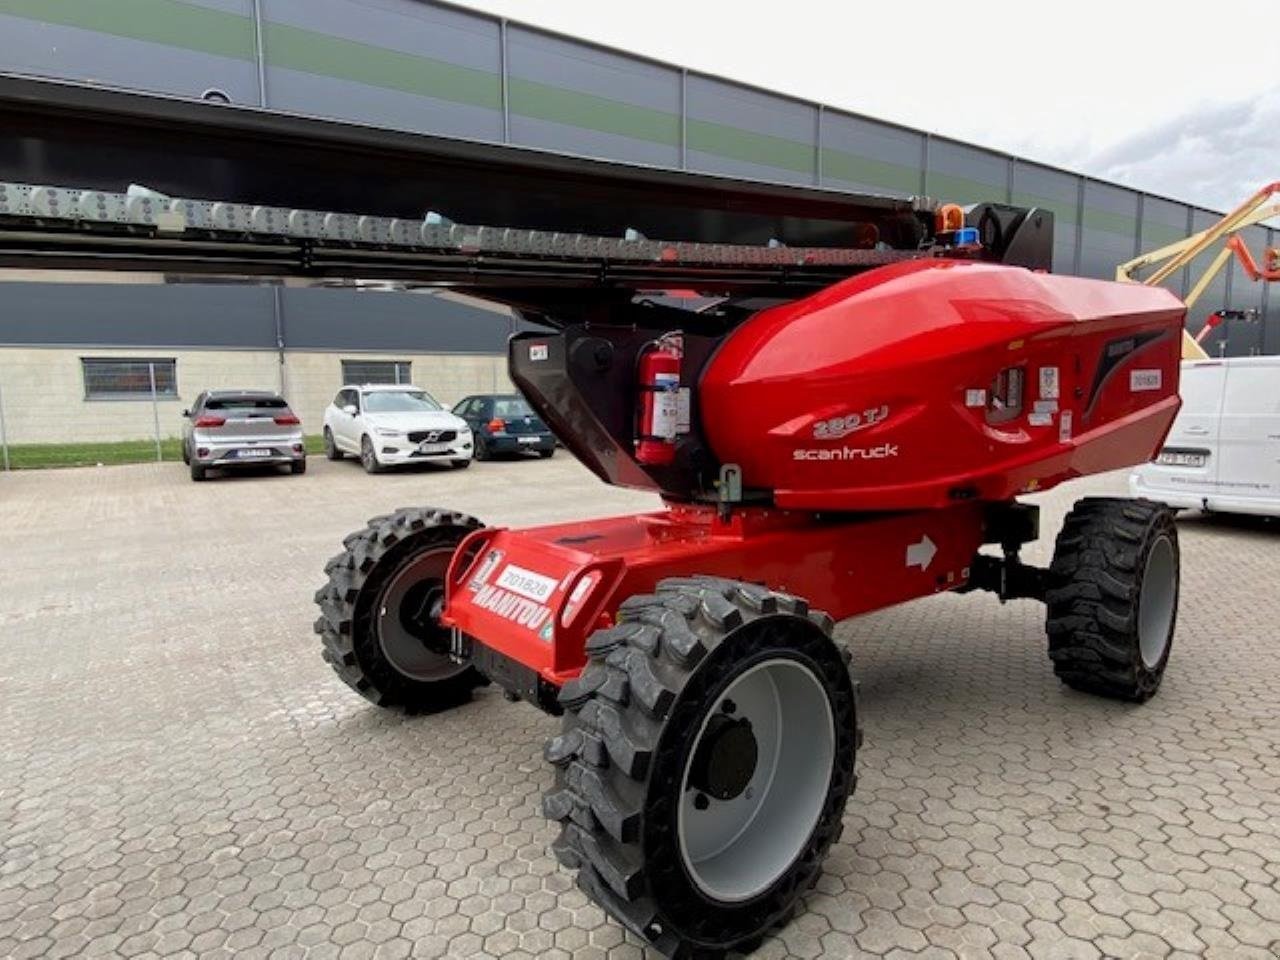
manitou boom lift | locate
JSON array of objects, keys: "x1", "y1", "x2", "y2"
[
  {"x1": 0, "y1": 75, "x2": 1186, "y2": 958},
  {"x1": 1117, "y1": 181, "x2": 1280, "y2": 359}
]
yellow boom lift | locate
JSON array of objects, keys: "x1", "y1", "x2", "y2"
[{"x1": 1117, "y1": 182, "x2": 1280, "y2": 359}]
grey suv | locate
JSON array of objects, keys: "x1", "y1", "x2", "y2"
[{"x1": 182, "y1": 390, "x2": 306, "y2": 481}]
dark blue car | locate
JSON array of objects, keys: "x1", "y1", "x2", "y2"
[{"x1": 451, "y1": 394, "x2": 557, "y2": 461}]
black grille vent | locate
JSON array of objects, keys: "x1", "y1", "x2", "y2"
[{"x1": 408, "y1": 429, "x2": 457, "y2": 443}]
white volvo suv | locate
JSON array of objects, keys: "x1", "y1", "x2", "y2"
[{"x1": 323, "y1": 384, "x2": 474, "y2": 473}]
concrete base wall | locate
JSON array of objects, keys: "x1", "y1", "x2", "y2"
[{"x1": 0, "y1": 347, "x2": 512, "y2": 445}]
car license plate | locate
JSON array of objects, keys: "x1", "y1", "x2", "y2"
[
  {"x1": 418, "y1": 441, "x2": 449, "y2": 454},
  {"x1": 1157, "y1": 451, "x2": 1206, "y2": 468},
  {"x1": 238, "y1": 448, "x2": 272, "y2": 459},
  {"x1": 518, "y1": 436, "x2": 540, "y2": 444}
]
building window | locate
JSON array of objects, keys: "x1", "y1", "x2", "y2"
[
  {"x1": 341, "y1": 359, "x2": 411, "y2": 385},
  {"x1": 82, "y1": 358, "x2": 178, "y2": 400}
]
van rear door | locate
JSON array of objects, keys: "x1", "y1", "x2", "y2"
[
  {"x1": 1212, "y1": 359, "x2": 1280, "y2": 507},
  {"x1": 1139, "y1": 360, "x2": 1226, "y2": 501}
]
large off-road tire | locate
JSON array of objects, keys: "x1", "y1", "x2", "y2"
[
  {"x1": 544, "y1": 576, "x2": 859, "y2": 958},
  {"x1": 1046, "y1": 498, "x2": 1179, "y2": 702},
  {"x1": 314, "y1": 507, "x2": 487, "y2": 711}
]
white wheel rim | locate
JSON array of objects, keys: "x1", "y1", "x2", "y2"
[
  {"x1": 676, "y1": 657, "x2": 835, "y2": 903},
  {"x1": 1138, "y1": 534, "x2": 1176, "y2": 669}
]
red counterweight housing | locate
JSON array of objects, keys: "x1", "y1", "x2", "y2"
[
  {"x1": 509, "y1": 260, "x2": 1186, "y2": 511},
  {"x1": 698, "y1": 259, "x2": 1187, "y2": 511},
  {"x1": 634, "y1": 333, "x2": 683, "y2": 465}
]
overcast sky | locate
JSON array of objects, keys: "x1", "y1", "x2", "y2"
[{"x1": 453, "y1": 0, "x2": 1274, "y2": 214}]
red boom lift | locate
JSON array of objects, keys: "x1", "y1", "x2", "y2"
[
  {"x1": 0, "y1": 75, "x2": 1186, "y2": 959},
  {"x1": 317, "y1": 237, "x2": 1185, "y2": 954}
]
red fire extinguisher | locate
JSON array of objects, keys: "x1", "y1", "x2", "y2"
[{"x1": 635, "y1": 333, "x2": 683, "y2": 465}]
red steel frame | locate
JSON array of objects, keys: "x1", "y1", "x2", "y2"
[{"x1": 443, "y1": 502, "x2": 989, "y2": 689}]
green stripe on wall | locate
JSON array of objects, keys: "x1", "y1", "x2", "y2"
[
  {"x1": 1083, "y1": 208, "x2": 1139, "y2": 238},
  {"x1": 927, "y1": 170, "x2": 1007, "y2": 207},
  {"x1": 1012, "y1": 191, "x2": 1078, "y2": 226},
  {"x1": 0, "y1": 0, "x2": 1174, "y2": 243},
  {"x1": 264, "y1": 22, "x2": 501, "y2": 111},
  {"x1": 0, "y1": 0, "x2": 255, "y2": 61},
  {"x1": 821, "y1": 149, "x2": 918, "y2": 194},
  {"x1": 687, "y1": 119, "x2": 814, "y2": 175},
  {"x1": 508, "y1": 78, "x2": 678, "y2": 145},
  {"x1": 1141, "y1": 221, "x2": 1189, "y2": 247}
]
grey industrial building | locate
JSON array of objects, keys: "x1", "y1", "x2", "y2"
[{"x1": 0, "y1": 0, "x2": 1273, "y2": 444}]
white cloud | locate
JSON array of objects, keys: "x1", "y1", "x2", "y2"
[{"x1": 1079, "y1": 89, "x2": 1280, "y2": 216}]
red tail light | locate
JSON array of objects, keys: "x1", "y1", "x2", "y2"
[
  {"x1": 274, "y1": 414, "x2": 301, "y2": 426},
  {"x1": 194, "y1": 415, "x2": 226, "y2": 428},
  {"x1": 486, "y1": 418, "x2": 505, "y2": 434}
]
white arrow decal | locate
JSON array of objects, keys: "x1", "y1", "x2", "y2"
[{"x1": 905, "y1": 534, "x2": 937, "y2": 571}]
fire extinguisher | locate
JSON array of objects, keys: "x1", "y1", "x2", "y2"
[{"x1": 635, "y1": 333, "x2": 683, "y2": 465}]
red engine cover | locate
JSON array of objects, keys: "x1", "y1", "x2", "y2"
[{"x1": 699, "y1": 260, "x2": 1186, "y2": 511}]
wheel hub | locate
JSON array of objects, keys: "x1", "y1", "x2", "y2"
[
  {"x1": 401, "y1": 582, "x2": 446, "y2": 644},
  {"x1": 375, "y1": 547, "x2": 468, "y2": 682},
  {"x1": 688, "y1": 713, "x2": 758, "y2": 802}
]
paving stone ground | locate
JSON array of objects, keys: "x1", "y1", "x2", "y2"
[{"x1": 1, "y1": 455, "x2": 1278, "y2": 959}]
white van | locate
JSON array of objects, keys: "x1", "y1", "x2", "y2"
[{"x1": 1130, "y1": 357, "x2": 1280, "y2": 517}]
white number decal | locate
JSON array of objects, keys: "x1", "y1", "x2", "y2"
[{"x1": 813, "y1": 405, "x2": 890, "y2": 440}]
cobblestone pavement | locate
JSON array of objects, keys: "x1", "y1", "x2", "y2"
[{"x1": 2, "y1": 456, "x2": 1278, "y2": 960}]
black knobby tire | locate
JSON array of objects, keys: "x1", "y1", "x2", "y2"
[
  {"x1": 1046, "y1": 497, "x2": 1179, "y2": 702},
  {"x1": 314, "y1": 507, "x2": 487, "y2": 711},
  {"x1": 324, "y1": 428, "x2": 343, "y2": 461},
  {"x1": 544, "y1": 576, "x2": 860, "y2": 958}
]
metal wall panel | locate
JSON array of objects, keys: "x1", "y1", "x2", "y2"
[
  {"x1": 1140, "y1": 196, "x2": 1190, "y2": 252},
  {"x1": 0, "y1": 284, "x2": 276, "y2": 348},
  {"x1": 261, "y1": 0, "x2": 503, "y2": 140},
  {"x1": 0, "y1": 284, "x2": 520, "y2": 354},
  {"x1": 0, "y1": 2, "x2": 260, "y2": 104},
  {"x1": 1079, "y1": 181, "x2": 1140, "y2": 279},
  {"x1": 927, "y1": 140, "x2": 1008, "y2": 206},
  {"x1": 819, "y1": 113, "x2": 921, "y2": 198},
  {"x1": 1185, "y1": 209, "x2": 1230, "y2": 351},
  {"x1": 1011, "y1": 161, "x2": 1079, "y2": 275},
  {"x1": 686, "y1": 76, "x2": 816, "y2": 185},
  {"x1": 507, "y1": 26, "x2": 681, "y2": 167},
  {"x1": 1137, "y1": 196, "x2": 1190, "y2": 298},
  {"x1": 1, "y1": 0, "x2": 1269, "y2": 354},
  {"x1": 280, "y1": 289, "x2": 514, "y2": 352}
]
